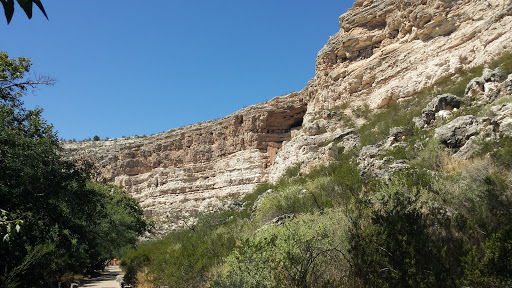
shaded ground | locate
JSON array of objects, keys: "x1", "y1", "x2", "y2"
[{"x1": 79, "y1": 265, "x2": 123, "y2": 288}]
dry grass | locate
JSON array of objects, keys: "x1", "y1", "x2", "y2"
[
  {"x1": 135, "y1": 268, "x2": 154, "y2": 288},
  {"x1": 440, "y1": 155, "x2": 479, "y2": 173}
]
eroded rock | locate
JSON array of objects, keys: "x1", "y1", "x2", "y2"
[
  {"x1": 435, "y1": 115, "x2": 479, "y2": 148},
  {"x1": 492, "y1": 103, "x2": 512, "y2": 137},
  {"x1": 63, "y1": 94, "x2": 306, "y2": 234},
  {"x1": 63, "y1": 0, "x2": 512, "y2": 234},
  {"x1": 422, "y1": 94, "x2": 462, "y2": 126}
]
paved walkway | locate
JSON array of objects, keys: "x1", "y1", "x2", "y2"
[{"x1": 79, "y1": 265, "x2": 123, "y2": 288}]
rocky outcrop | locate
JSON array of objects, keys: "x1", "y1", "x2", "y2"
[
  {"x1": 64, "y1": 0, "x2": 512, "y2": 234},
  {"x1": 435, "y1": 115, "x2": 480, "y2": 148},
  {"x1": 493, "y1": 103, "x2": 512, "y2": 136},
  {"x1": 308, "y1": 0, "x2": 512, "y2": 113},
  {"x1": 270, "y1": 0, "x2": 512, "y2": 180},
  {"x1": 421, "y1": 94, "x2": 463, "y2": 126},
  {"x1": 64, "y1": 94, "x2": 306, "y2": 233},
  {"x1": 466, "y1": 68, "x2": 512, "y2": 101}
]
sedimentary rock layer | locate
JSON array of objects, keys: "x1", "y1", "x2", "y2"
[
  {"x1": 64, "y1": 94, "x2": 306, "y2": 232},
  {"x1": 64, "y1": 0, "x2": 512, "y2": 233},
  {"x1": 270, "y1": 0, "x2": 512, "y2": 180}
]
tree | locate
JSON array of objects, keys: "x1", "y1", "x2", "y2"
[
  {"x1": 0, "y1": 51, "x2": 148, "y2": 287},
  {"x1": 1, "y1": 0, "x2": 47, "y2": 24}
]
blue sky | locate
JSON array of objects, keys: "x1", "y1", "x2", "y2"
[{"x1": 1, "y1": 1, "x2": 354, "y2": 140}]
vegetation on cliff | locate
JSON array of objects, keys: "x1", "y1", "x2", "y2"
[
  {"x1": 0, "y1": 52, "x2": 149, "y2": 287},
  {"x1": 121, "y1": 52, "x2": 512, "y2": 287}
]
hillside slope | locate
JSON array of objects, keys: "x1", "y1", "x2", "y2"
[
  {"x1": 63, "y1": 0, "x2": 512, "y2": 233},
  {"x1": 121, "y1": 49, "x2": 512, "y2": 287}
]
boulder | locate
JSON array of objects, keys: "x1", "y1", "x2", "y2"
[
  {"x1": 413, "y1": 116, "x2": 426, "y2": 129},
  {"x1": 303, "y1": 120, "x2": 328, "y2": 136},
  {"x1": 453, "y1": 136, "x2": 480, "y2": 160},
  {"x1": 425, "y1": 94, "x2": 463, "y2": 112},
  {"x1": 490, "y1": 74, "x2": 512, "y2": 101},
  {"x1": 482, "y1": 67, "x2": 505, "y2": 83},
  {"x1": 384, "y1": 127, "x2": 405, "y2": 148},
  {"x1": 492, "y1": 103, "x2": 512, "y2": 137},
  {"x1": 465, "y1": 77, "x2": 485, "y2": 98},
  {"x1": 465, "y1": 68, "x2": 508, "y2": 101},
  {"x1": 421, "y1": 94, "x2": 462, "y2": 125},
  {"x1": 320, "y1": 110, "x2": 333, "y2": 120},
  {"x1": 435, "y1": 115, "x2": 479, "y2": 148},
  {"x1": 359, "y1": 144, "x2": 382, "y2": 159}
]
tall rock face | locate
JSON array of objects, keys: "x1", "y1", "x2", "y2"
[
  {"x1": 63, "y1": 0, "x2": 512, "y2": 233},
  {"x1": 64, "y1": 94, "x2": 306, "y2": 232},
  {"x1": 310, "y1": 0, "x2": 512, "y2": 111},
  {"x1": 270, "y1": 0, "x2": 512, "y2": 180}
]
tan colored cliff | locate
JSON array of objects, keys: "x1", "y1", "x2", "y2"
[
  {"x1": 270, "y1": 0, "x2": 512, "y2": 180},
  {"x1": 63, "y1": 0, "x2": 512, "y2": 233},
  {"x1": 311, "y1": 0, "x2": 512, "y2": 111},
  {"x1": 64, "y1": 94, "x2": 306, "y2": 232}
]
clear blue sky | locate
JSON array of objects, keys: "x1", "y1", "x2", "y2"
[{"x1": 1, "y1": 1, "x2": 354, "y2": 140}]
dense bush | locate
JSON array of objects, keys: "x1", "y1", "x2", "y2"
[
  {"x1": 255, "y1": 151, "x2": 364, "y2": 223},
  {"x1": 212, "y1": 210, "x2": 353, "y2": 288},
  {"x1": 121, "y1": 211, "x2": 237, "y2": 287},
  {"x1": 349, "y1": 177, "x2": 462, "y2": 288}
]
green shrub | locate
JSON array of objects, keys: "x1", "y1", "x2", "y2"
[
  {"x1": 349, "y1": 177, "x2": 462, "y2": 288},
  {"x1": 489, "y1": 50, "x2": 512, "y2": 76},
  {"x1": 255, "y1": 184, "x2": 314, "y2": 222},
  {"x1": 494, "y1": 95, "x2": 512, "y2": 105},
  {"x1": 491, "y1": 137, "x2": 512, "y2": 169},
  {"x1": 411, "y1": 138, "x2": 446, "y2": 171},
  {"x1": 477, "y1": 136, "x2": 512, "y2": 169},
  {"x1": 457, "y1": 172, "x2": 512, "y2": 287},
  {"x1": 255, "y1": 151, "x2": 364, "y2": 223},
  {"x1": 447, "y1": 66, "x2": 484, "y2": 97},
  {"x1": 284, "y1": 163, "x2": 301, "y2": 178},
  {"x1": 121, "y1": 211, "x2": 237, "y2": 287},
  {"x1": 213, "y1": 211, "x2": 353, "y2": 288}
]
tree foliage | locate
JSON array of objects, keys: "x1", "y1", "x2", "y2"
[
  {"x1": 1, "y1": 0, "x2": 47, "y2": 24},
  {"x1": 0, "y1": 52, "x2": 148, "y2": 288}
]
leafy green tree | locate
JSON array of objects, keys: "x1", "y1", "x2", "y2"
[
  {"x1": 0, "y1": 51, "x2": 148, "y2": 287},
  {"x1": 86, "y1": 182, "x2": 149, "y2": 262},
  {"x1": 1, "y1": 0, "x2": 47, "y2": 24}
]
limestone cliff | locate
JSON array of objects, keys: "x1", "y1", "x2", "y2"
[
  {"x1": 63, "y1": 0, "x2": 512, "y2": 233},
  {"x1": 64, "y1": 94, "x2": 306, "y2": 232},
  {"x1": 270, "y1": 0, "x2": 512, "y2": 180}
]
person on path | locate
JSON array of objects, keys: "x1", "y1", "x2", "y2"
[{"x1": 113, "y1": 258, "x2": 117, "y2": 265}]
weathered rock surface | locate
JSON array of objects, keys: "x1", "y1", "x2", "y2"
[
  {"x1": 465, "y1": 67, "x2": 511, "y2": 101},
  {"x1": 435, "y1": 115, "x2": 480, "y2": 148},
  {"x1": 63, "y1": 0, "x2": 512, "y2": 234},
  {"x1": 270, "y1": 0, "x2": 512, "y2": 180},
  {"x1": 64, "y1": 94, "x2": 306, "y2": 233},
  {"x1": 421, "y1": 94, "x2": 463, "y2": 126},
  {"x1": 492, "y1": 103, "x2": 512, "y2": 136},
  {"x1": 310, "y1": 0, "x2": 512, "y2": 113}
]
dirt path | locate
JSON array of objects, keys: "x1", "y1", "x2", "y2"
[{"x1": 79, "y1": 265, "x2": 123, "y2": 288}]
